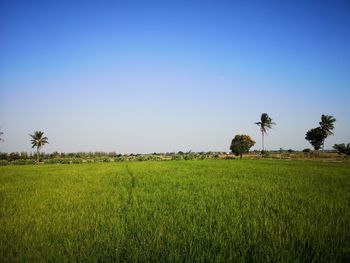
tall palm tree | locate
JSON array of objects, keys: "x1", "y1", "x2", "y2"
[
  {"x1": 0, "y1": 129, "x2": 3, "y2": 142},
  {"x1": 255, "y1": 113, "x2": 276, "y2": 152},
  {"x1": 29, "y1": 131, "x2": 49, "y2": 163},
  {"x1": 319, "y1": 114, "x2": 336, "y2": 150}
]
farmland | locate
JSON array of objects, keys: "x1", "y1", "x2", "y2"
[{"x1": 1, "y1": 160, "x2": 349, "y2": 262}]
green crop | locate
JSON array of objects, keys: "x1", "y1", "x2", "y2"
[{"x1": 1, "y1": 160, "x2": 349, "y2": 262}]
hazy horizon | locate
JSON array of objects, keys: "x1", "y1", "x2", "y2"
[{"x1": 1, "y1": 0, "x2": 350, "y2": 154}]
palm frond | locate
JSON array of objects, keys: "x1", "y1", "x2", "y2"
[
  {"x1": 29, "y1": 131, "x2": 49, "y2": 148},
  {"x1": 255, "y1": 113, "x2": 276, "y2": 132},
  {"x1": 319, "y1": 114, "x2": 336, "y2": 136}
]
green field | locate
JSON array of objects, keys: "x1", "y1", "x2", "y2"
[{"x1": 1, "y1": 160, "x2": 349, "y2": 262}]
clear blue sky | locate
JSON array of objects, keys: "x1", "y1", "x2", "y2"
[{"x1": 1, "y1": 0, "x2": 349, "y2": 153}]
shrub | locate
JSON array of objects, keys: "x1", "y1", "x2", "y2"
[
  {"x1": 0, "y1": 152, "x2": 7, "y2": 160},
  {"x1": 26, "y1": 159, "x2": 36, "y2": 165},
  {"x1": 333, "y1": 143, "x2": 350, "y2": 156},
  {"x1": 8, "y1": 152, "x2": 21, "y2": 161},
  {"x1": 302, "y1": 148, "x2": 311, "y2": 153},
  {"x1": 44, "y1": 159, "x2": 60, "y2": 164},
  {"x1": 171, "y1": 154, "x2": 183, "y2": 160},
  {"x1": 58, "y1": 159, "x2": 71, "y2": 164},
  {"x1": 71, "y1": 158, "x2": 83, "y2": 164},
  {"x1": 11, "y1": 159, "x2": 36, "y2": 165},
  {"x1": 261, "y1": 150, "x2": 270, "y2": 158},
  {"x1": 0, "y1": 160, "x2": 9, "y2": 166}
]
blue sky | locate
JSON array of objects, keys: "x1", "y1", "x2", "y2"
[{"x1": 1, "y1": 0, "x2": 349, "y2": 153}]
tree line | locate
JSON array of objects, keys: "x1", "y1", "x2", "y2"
[
  {"x1": 230, "y1": 113, "x2": 348, "y2": 159},
  {"x1": 0, "y1": 113, "x2": 349, "y2": 163}
]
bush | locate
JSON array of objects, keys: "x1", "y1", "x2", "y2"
[
  {"x1": 58, "y1": 159, "x2": 71, "y2": 164},
  {"x1": 44, "y1": 159, "x2": 60, "y2": 164},
  {"x1": 171, "y1": 154, "x2": 183, "y2": 160},
  {"x1": 27, "y1": 159, "x2": 36, "y2": 165},
  {"x1": 8, "y1": 152, "x2": 21, "y2": 161},
  {"x1": 11, "y1": 159, "x2": 36, "y2": 165},
  {"x1": 261, "y1": 150, "x2": 270, "y2": 158},
  {"x1": 0, "y1": 160, "x2": 9, "y2": 166},
  {"x1": 71, "y1": 158, "x2": 83, "y2": 164},
  {"x1": 333, "y1": 143, "x2": 350, "y2": 156},
  {"x1": 0, "y1": 152, "x2": 8, "y2": 160},
  {"x1": 302, "y1": 148, "x2": 311, "y2": 153}
]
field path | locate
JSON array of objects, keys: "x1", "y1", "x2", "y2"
[{"x1": 124, "y1": 164, "x2": 137, "y2": 209}]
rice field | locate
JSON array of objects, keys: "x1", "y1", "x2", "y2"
[{"x1": 1, "y1": 160, "x2": 349, "y2": 262}]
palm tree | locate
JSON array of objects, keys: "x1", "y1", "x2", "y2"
[
  {"x1": 0, "y1": 129, "x2": 3, "y2": 142},
  {"x1": 29, "y1": 131, "x2": 49, "y2": 163},
  {"x1": 319, "y1": 114, "x2": 336, "y2": 150},
  {"x1": 255, "y1": 113, "x2": 276, "y2": 152}
]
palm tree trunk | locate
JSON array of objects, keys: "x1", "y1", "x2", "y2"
[
  {"x1": 36, "y1": 147, "x2": 39, "y2": 164},
  {"x1": 322, "y1": 139, "x2": 325, "y2": 158},
  {"x1": 262, "y1": 132, "x2": 265, "y2": 152},
  {"x1": 323, "y1": 139, "x2": 325, "y2": 152}
]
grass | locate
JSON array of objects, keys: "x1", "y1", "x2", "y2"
[{"x1": 1, "y1": 160, "x2": 349, "y2": 262}]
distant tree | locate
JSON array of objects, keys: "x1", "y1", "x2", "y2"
[
  {"x1": 50, "y1": 151, "x2": 60, "y2": 159},
  {"x1": 255, "y1": 113, "x2": 276, "y2": 151},
  {"x1": 319, "y1": 114, "x2": 336, "y2": 150},
  {"x1": 20, "y1": 152, "x2": 29, "y2": 159},
  {"x1": 305, "y1": 127, "x2": 327, "y2": 151},
  {"x1": 230, "y1": 134, "x2": 256, "y2": 159},
  {"x1": 8, "y1": 152, "x2": 21, "y2": 161},
  {"x1": 333, "y1": 143, "x2": 350, "y2": 156},
  {"x1": 29, "y1": 131, "x2": 49, "y2": 163},
  {"x1": 108, "y1": 152, "x2": 117, "y2": 158}
]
